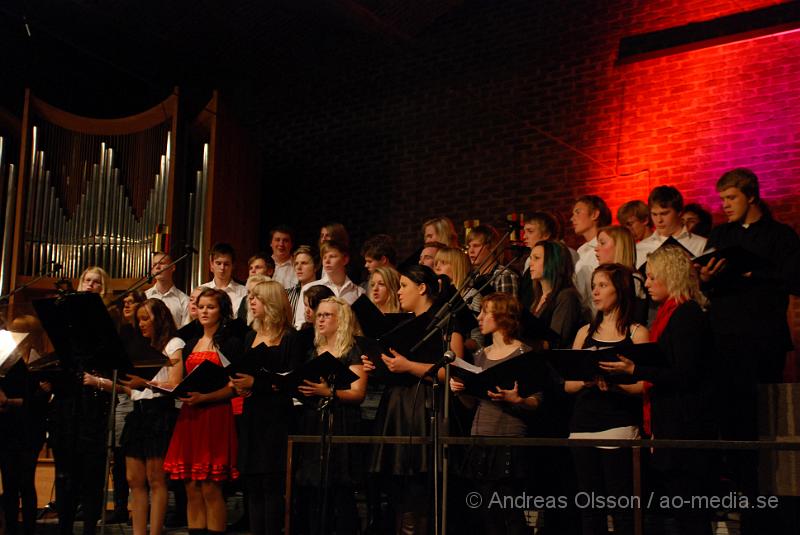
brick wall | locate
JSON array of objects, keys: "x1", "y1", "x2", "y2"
[{"x1": 250, "y1": 0, "x2": 800, "y2": 373}]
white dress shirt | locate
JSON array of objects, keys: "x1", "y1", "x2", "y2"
[
  {"x1": 145, "y1": 284, "x2": 189, "y2": 328},
  {"x1": 635, "y1": 227, "x2": 708, "y2": 268},
  {"x1": 272, "y1": 256, "x2": 298, "y2": 289},
  {"x1": 574, "y1": 237, "x2": 599, "y2": 313},
  {"x1": 292, "y1": 276, "x2": 365, "y2": 329},
  {"x1": 200, "y1": 279, "x2": 248, "y2": 313}
]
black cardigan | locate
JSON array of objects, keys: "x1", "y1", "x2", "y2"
[{"x1": 632, "y1": 300, "x2": 715, "y2": 439}]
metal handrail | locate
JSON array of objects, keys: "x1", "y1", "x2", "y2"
[{"x1": 283, "y1": 434, "x2": 800, "y2": 534}]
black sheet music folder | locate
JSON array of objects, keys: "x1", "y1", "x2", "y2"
[
  {"x1": 32, "y1": 292, "x2": 128, "y2": 373},
  {"x1": 546, "y1": 343, "x2": 666, "y2": 383},
  {"x1": 449, "y1": 351, "x2": 549, "y2": 398},
  {"x1": 121, "y1": 330, "x2": 172, "y2": 382},
  {"x1": 267, "y1": 351, "x2": 359, "y2": 393},
  {"x1": 149, "y1": 359, "x2": 229, "y2": 397},
  {"x1": 693, "y1": 245, "x2": 772, "y2": 275}
]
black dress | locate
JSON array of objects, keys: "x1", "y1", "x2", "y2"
[
  {"x1": 237, "y1": 329, "x2": 304, "y2": 478},
  {"x1": 632, "y1": 301, "x2": 715, "y2": 458},
  {"x1": 367, "y1": 309, "x2": 444, "y2": 518},
  {"x1": 294, "y1": 344, "x2": 364, "y2": 487},
  {"x1": 235, "y1": 329, "x2": 303, "y2": 535},
  {"x1": 369, "y1": 311, "x2": 441, "y2": 478},
  {"x1": 292, "y1": 344, "x2": 364, "y2": 535},
  {"x1": 632, "y1": 300, "x2": 715, "y2": 535}
]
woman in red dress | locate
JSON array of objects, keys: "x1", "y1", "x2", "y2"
[{"x1": 163, "y1": 288, "x2": 240, "y2": 535}]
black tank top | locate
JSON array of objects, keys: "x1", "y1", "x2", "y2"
[{"x1": 569, "y1": 330, "x2": 642, "y2": 433}]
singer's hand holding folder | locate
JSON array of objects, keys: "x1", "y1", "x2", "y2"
[
  {"x1": 267, "y1": 352, "x2": 359, "y2": 393},
  {"x1": 546, "y1": 343, "x2": 665, "y2": 384},
  {"x1": 122, "y1": 331, "x2": 173, "y2": 381},
  {"x1": 693, "y1": 245, "x2": 772, "y2": 276},
  {"x1": 449, "y1": 351, "x2": 548, "y2": 399},
  {"x1": 148, "y1": 359, "x2": 229, "y2": 397}
]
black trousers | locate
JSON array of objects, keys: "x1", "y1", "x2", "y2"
[
  {"x1": 714, "y1": 345, "x2": 794, "y2": 535},
  {"x1": 571, "y1": 446, "x2": 634, "y2": 535},
  {"x1": 471, "y1": 479, "x2": 529, "y2": 535},
  {"x1": 0, "y1": 447, "x2": 40, "y2": 535},
  {"x1": 50, "y1": 391, "x2": 110, "y2": 535},
  {"x1": 243, "y1": 474, "x2": 284, "y2": 535},
  {"x1": 54, "y1": 444, "x2": 107, "y2": 535},
  {"x1": 294, "y1": 484, "x2": 360, "y2": 535}
]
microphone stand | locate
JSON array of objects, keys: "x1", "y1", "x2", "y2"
[
  {"x1": 0, "y1": 262, "x2": 64, "y2": 329},
  {"x1": 423, "y1": 227, "x2": 514, "y2": 337},
  {"x1": 0, "y1": 262, "x2": 63, "y2": 303},
  {"x1": 317, "y1": 374, "x2": 337, "y2": 535},
  {"x1": 110, "y1": 245, "x2": 196, "y2": 306},
  {"x1": 99, "y1": 369, "x2": 119, "y2": 535},
  {"x1": 412, "y1": 236, "x2": 525, "y2": 535},
  {"x1": 437, "y1": 313, "x2": 455, "y2": 535}
]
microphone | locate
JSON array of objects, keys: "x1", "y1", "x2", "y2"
[
  {"x1": 423, "y1": 350, "x2": 456, "y2": 379},
  {"x1": 184, "y1": 244, "x2": 199, "y2": 254}
]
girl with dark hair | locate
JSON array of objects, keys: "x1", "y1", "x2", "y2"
[
  {"x1": 595, "y1": 225, "x2": 648, "y2": 324},
  {"x1": 529, "y1": 240, "x2": 587, "y2": 348},
  {"x1": 450, "y1": 293, "x2": 541, "y2": 534},
  {"x1": 566, "y1": 264, "x2": 649, "y2": 535},
  {"x1": 300, "y1": 285, "x2": 336, "y2": 329},
  {"x1": 117, "y1": 299, "x2": 184, "y2": 535},
  {"x1": 361, "y1": 264, "x2": 450, "y2": 534},
  {"x1": 163, "y1": 288, "x2": 241, "y2": 535}
]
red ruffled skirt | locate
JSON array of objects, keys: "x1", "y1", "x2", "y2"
[{"x1": 163, "y1": 351, "x2": 239, "y2": 481}]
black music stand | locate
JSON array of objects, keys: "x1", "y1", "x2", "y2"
[{"x1": 33, "y1": 292, "x2": 130, "y2": 535}]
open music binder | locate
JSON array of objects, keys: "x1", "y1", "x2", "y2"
[
  {"x1": 449, "y1": 351, "x2": 549, "y2": 398},
  {"x1": 121, "y1": 330, "x2": 174, "y2": 382},
  {"x1": 350, "y1": 294, "x2": 409, "y2": 339},
  {"x1": 148, "y1": 359, "x2": 230, "y2": 397},
  {"x1": 356, "y1": 310, "x2": 444, "y2": 386},
  {"x1": 693, "y1": 245, "x2": 772, "y2": 275},
  {"x1": 546, "y1": 343, "x2": 666, "y2": 383},
  {"x1": 267, "y1": 352, "x2": 359, "y2": 393}
]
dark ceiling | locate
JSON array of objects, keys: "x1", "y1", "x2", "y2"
[{"x1": 1, "y1": 0, "x2": 464, "y2": 120}]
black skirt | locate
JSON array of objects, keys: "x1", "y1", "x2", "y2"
[
  {"x1": 369, "y1": 383, "x2": 437, "y2": 476},
  {"x1": 120, "y1": 397, "x2": 178, "y2": 459},
  {"x1": 457, "y1": 444, "x2": 530, "y2": 481}
]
